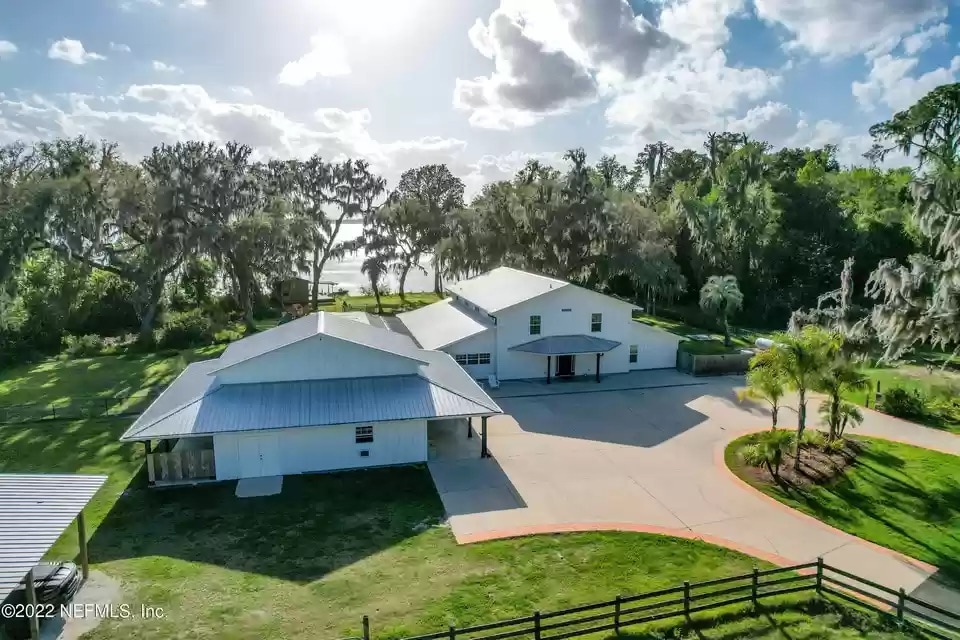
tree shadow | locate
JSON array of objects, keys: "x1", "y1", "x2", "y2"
[{"x1": 87, "y1": 465, "x2": 442, "y2": 584}]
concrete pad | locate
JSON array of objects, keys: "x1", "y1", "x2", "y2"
[{"x1": 235, "y1": 475, "x2": 283, "y2": 498}]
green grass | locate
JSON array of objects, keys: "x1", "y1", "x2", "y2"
[
  {"x1": 634, "y1": 312, "x2": 771, "y2": 355},
  {"x1": 318, "y1": 290, "x2": 441, "y2": 314},
  {"x1": 726, "y1": 434, "x2": 960, "y2": 588},
  {"x1": 843, "y1": 365, "x2": 960, "y2": 433},
  {"x1": 0, "y1": 417, "x2": 918, "y2": 640},
  {"x1": 0, "y1": 345, "x2": 223, "y2": 407}
]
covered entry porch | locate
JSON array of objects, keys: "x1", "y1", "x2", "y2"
[
  {"x1": 427, "y1": 416, "x2": 493, "y2": 460},
  {"x1": 508, "y1": 334, "x2": 622, "y2": 384}
]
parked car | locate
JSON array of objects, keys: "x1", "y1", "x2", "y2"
[{"x1": 0, "y1": 562, "x2": 82, "y2": 639}]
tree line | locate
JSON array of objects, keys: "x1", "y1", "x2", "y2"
[{"x1": 1, "y1": 83, "x2": 957, "y2": 365}]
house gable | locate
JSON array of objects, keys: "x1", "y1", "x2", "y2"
[{"x1": 214, "y1": 333, "x2": 423, "y2": 385}]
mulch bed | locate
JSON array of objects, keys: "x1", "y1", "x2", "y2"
[{"x1": 740, "y1": 435, "x2": 865, "y2": 488}]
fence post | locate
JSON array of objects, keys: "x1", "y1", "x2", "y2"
[
  {"x1": 362, "y1": 615, "x2": 370, "y2": 640},
  {"x1": 683, "y1": 581, "x2": 691, "y2": 620},
  {"x1": 751, "y1": 567, "x2": 759, "y2": 606},
  {"x1": 614, "y1": 595, "x2": 622, "y2": 635},
  {"x1": 534, "y1": 611, "x2": 541, "y2": 640},
  {"x1": 897, "y1": 588, "x2": 906, "y2": 622},
  {"x1": 448, "y1": 625, "x2": 456, "y2": 640},
  {"x1": 50, "y1": 403, "x2": 56, "y2": 420},
  {"x1": 816, "y1": 557, "x2": 824, "y2": 594}
]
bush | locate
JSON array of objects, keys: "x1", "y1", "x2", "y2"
[
  {"x1": 156, "y1": 310, "x2": 217, "y2": 349},
  {"x1": 878, "y1": 387, "x2": 927, "y2": 420},
  {"x1": 800, "y1": 430, "x2": 827, "y2": 448},
  {"x1": 740, "y1": 430, "x2": 796, "y2": 478},
  {"x1": 62, "y1": 334, "x2": 106, "y2": 358}
]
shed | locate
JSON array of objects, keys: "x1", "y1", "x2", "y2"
[{"x1": 0, "y1": 474, "x2": 107, "y2": 640}]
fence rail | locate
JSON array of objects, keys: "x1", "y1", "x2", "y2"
[
  {"x1": 354, "y1": 559, "x2": 959, "y2": 640},
  {"x1": 0, "y1": 390, "x2": 160, "y2": 426}
]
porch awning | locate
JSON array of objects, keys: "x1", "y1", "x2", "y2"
[{"x1": 508, "y1": 334, "x2": 622, "y2": 355}]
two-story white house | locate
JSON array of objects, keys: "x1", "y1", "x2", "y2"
[{"x1": 398, "y1": 267, "x2": 681, "y2": 383}]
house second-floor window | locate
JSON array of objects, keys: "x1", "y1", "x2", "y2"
[
  {"x1": 455, "y1": 353, "x2": 491, "y2": 366},
  {"x1": 530, "y1": 315, "x2": 541, "y2": 335},
  {"x1": 356, "y1": 425, "x2": 374, "y2": 444},
  {"x1": 629, "y1": 345, "x2": 638, "y2": 363},
  {"x1": 591, "y1": 313, "x2": 602, "y2": 332}
]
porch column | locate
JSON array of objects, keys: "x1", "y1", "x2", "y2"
[
  {"x1": 596, "y1": 353, "x2": 601, "y2": 383},
  {"x1": 546, "y1": 355, "x2": 552, "y2": 384},
  {"x1": 481, "y1": 416, "x2": 489, "y2": 458},
  {"x1": 77, "y1": 511, "x2": 90, "y2": 580},
  {"x1": 24, "y1": 568, "x2": 40, "y2": 640},
  {"x1": 467, "y1": 417, "x2": 473, "y2": 439},
  {"x1": 145, "y1": 440, "x2": 155, "y2": 484}
]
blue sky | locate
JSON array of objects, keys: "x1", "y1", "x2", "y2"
[{"x1": 1, "y1": 0, "x2": 958, "y2": 193}]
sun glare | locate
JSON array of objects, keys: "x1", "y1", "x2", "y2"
[{"x1": 302, "y1": 0, "x2": 430, "y2": 41}]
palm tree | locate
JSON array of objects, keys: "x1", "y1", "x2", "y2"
[
  {"x1": 699, "y1": 274, "x2": 744, "y2": 346},
  {"x1": 815, "y1": 358, "x2": 870, "y2": 440},
  {"x1": 742, "y1": 429, "x2": 795, "y2": 480},
  {"x1": 818, "y1": 400, "x2": 864, "y2": 439},
  {"x1": 360, "y1": 254, "x2": 387, "y2": 314},
  {"x1": 766, "y1": 326, "x2": 839, "y2": 470},
  {"x1": 739, "y1": 349, "x2": 788, "y2": 428}
]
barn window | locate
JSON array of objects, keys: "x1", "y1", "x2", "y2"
[
  {"x1": 530, "y1": 315, "x2": 541, "y2": 335},
  {"x1": 629, "y1": 345, "x2": 638, "y2": 363},
  {"x1": 355, "y1": 425, "x2": 374, "y2": 444},
  {"x1": 591, "y1": 313, "x2": 602, "y2": 332},
  {"x1": 455, "y1": 354, "x2": 468, "y2": 365},
  {"x1": 467, "y1": 353, "x2": 480, "y2": 365},
  {"x1": 479, "y1": 353, "x2": 491, "y2": 365}
]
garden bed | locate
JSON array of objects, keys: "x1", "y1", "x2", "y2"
[{"x1": 734, "y1": 433, "x2": 864, "y2": 488}]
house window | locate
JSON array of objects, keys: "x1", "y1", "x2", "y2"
[
  {"x1": 355, "y1": 425, "x2": 374, "y2": 444},
  {"x1": 467, "y1": 353, "x2": 479, "y2": 365},
  {"x1": 455, "y1": 353, "x2": 492, "y2": 366},
  {"x1": 479, "y1": 353, "x2": 491, "y2": 365},
  {"x1": 591, "y1": 313, "x2": 602, "y2": 332},
  {"x1": 530, "y1": 315, "x2": 542, "y2": 335},
  {"x1": 455, "y1": 354, "x2": 468, "y2": 365},
  {"x1": 629, "y1": 345, "x2": 638, "y2": 363}
]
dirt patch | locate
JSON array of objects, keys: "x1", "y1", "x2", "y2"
[{"x1": 738, "y1": 438, "x2": 865, "y2": 489}]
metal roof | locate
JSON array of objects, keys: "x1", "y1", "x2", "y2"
[
  {"x1": 445, "y1": 267, "x2": 569, "y2": 314},
  {"x1": 212, "y1": 312, "x2": 426, "y2": 374},
  {"x1": 398, "y1": 299, "x2": 494, "y2": 350},
  {"x1": 0, "y1": 474, "x2": 107, "y2": 604},
  {"x1": 508, "y1": 334, "x2": 622, "y2": 355},
  {"x1": 121, "y1": 373, "x2": 500, "y2": 440}
]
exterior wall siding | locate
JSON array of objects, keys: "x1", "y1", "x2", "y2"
[
  {"x1": 215, "y1": 334, "x2": 420, "y2": 385},
  {"x1": 442, "y1": 329, "x2": 496, "y2": 380},
  {"x1": 629, "y1": 323, "x2": 683, "y2": 370},
  {"x1": 213, "y1": 419, "x2": 428, "y2": 480},
  {"x1": 493, "y1": 287, "x2": 638, "y2": 380}
]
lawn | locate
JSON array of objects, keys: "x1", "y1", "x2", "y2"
[
  {"x1": 633, "y1": 312, "x2": 770, "y2": 355},
  {"x1": 318, "y1": 290, "x2": 441, "y2": 314},
  {"x1": 0, "y1": 417, "x2": 923, "y2": 640},
  {"x1": 843, "y1": 364, "x2": 960, "y2": 433},
  {"x1": 726, "y1": 434, "x2": 960, "y2": 587}
]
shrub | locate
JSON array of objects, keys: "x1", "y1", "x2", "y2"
[
  {"x1": 62, "y1": 334, "x2": 106, "y2": 358},
  {"x1": 878, "y1": 387, "x2": 926, "y2": 420},
  {"x1": 156, "y1": 310, "x2": 216, "y2": 349},
  {"x1": 800, "y1": 430, "x2": 827, "y2": 448},
  {"x1": 741, "y1": 430, "x2": 796, "y2": 479}
]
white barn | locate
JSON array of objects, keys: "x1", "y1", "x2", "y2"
[
  {"x1": 121, "y1": 312, "x2": 502, "y2": 485},
  {"x1": 399, "y1": 267, "x2": 681, "y2": 383}
]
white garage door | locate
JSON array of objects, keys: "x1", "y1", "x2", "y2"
[
  {"x1": 237, "y1": 433, "x2": 282, "y2": 478},
  {"x1": 631, "y1": 340, "x2": 679, "y2": 370}
]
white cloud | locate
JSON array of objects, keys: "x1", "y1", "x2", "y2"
[
  {"x1": 109, "y1": 42, "x2": 131, "y2": 53},
  {"x1": 901, "y1": 22, "x2": 949, "y2": 55},
  {"x1": 659, "y1": 0, "x2": 745, "y2": 53},
  {"x1": 230, "y1": 86, "x2": 254, "y2": 98},
  {"x1": 455, "y1": 0, "x2": 678, "y2": 129},
  {"x1": 48, "y1": 38, "x2": 106, "y2": 65},
  {"x1": 853, "y1": 54, "x2": 960, "y2": 111},
  {"x1": 152, "y1": 60, "x2": 182, "y2": 73},
  {"x1": 179, "y1": 0, "x2": 207, "y2": 7},
  {"x1": 0, "y1": 85, "x2": 466, "y2": 188},
  {"x1": 0, "y1": 40, "x2": 18, "y2": 59},
  {"x1": 753, "y1": 0, "x2": 946, "y2": 58},
  {"x1": 277, "y1": 32, "x2": 350, "y2": 86}
]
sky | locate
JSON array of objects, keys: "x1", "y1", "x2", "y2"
[{"x1": 1, "y1": 0, "x2": 958, "y2": 196}]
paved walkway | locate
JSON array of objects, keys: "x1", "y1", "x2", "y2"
[{"x1": 428, "y1": 378, "x2": 960, "y2": 613}]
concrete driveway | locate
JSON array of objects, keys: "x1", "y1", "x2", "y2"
[{"x1": 427, "y1": 375, "x2": 960, "y2": 610}]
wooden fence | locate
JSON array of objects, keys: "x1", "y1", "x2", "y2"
[
  {"x1": 0, "y1": 390, "x2": 159, "y2": 426},
  {"x1": 351, "y1": 559, "x2": 959, "y2": 640},
  {"x1": 676, "y1": 350, "x2": 753, "y2": 376}
]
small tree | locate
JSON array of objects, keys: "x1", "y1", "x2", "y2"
[
  {"x1": 815, "y1": 357, "x2": 870, "y2": 440},
  {"x1": 739, "y1": 349, "x2": 788, "y2": 428},
  {"x1": 742, "y1": 430, "x2": 796, "y2": 480},
  {"x1": 699, "y1": 275, "x2": 744, "y2": 346},
  {"x1": 360, "y1": 255, "x2": 387, "y2": 314},
  {"x1": 819, "y1": 400, "x2": 864, "y2": 439},
  {"x1": 766, "y1": 326, "x2": 839, "y2": 470}
]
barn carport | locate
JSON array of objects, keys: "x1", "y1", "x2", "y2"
[{"x1": 0, "y1": 474, "x2": 107, "y2": 640}]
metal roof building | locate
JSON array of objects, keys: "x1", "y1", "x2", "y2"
[
  {"x1": 398, "y1": 298, "x2": 495, "y2": 350},
  {"x1": 0, "y1": 474, "x2": 106, "y2": 637},
  {"x1": 444, "y1": 267, "x2": 569, "y2": 313}
]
